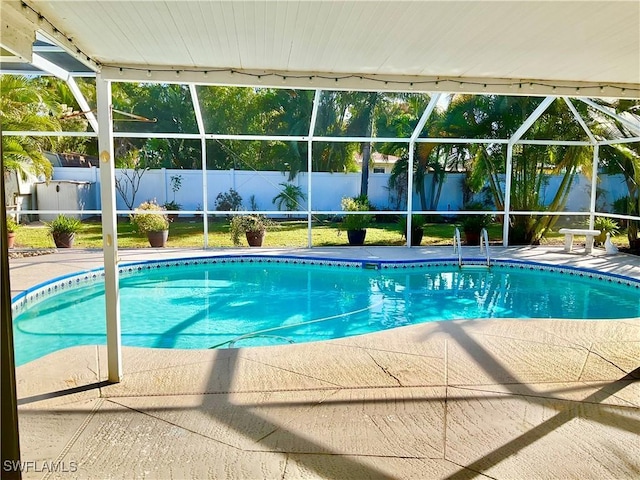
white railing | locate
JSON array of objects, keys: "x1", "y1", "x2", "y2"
[
  {"x1": 480, "y1": 227, "x2": 491, "y2": 267},
  {"x1": 453, "y1": 227, "x2": 462, "y2": 267}
]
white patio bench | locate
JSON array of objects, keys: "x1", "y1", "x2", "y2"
[{"x1": 558, "y1": 228, "x2": 601, "y2": 254}]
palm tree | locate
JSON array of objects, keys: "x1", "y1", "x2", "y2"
[
  {"x1": 272, "y1": 182, "x2": 306, "y2": 213},
  {"x1": 439, "y1": 95, "x2": 594, "y2": 244},
  {"x1": 380, "y1": 93, "x2": 460, "y2": 211},
  {"x1": 591, "y1": 99, "x2": 640, "y2": 249},
  {"x1": 1, "y1": 75, "x2": 58, "y2": 180}
]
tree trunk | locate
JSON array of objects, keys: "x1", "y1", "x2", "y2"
[{"x1": 360, "y1": 141, "x2": 371, "y2": 198}]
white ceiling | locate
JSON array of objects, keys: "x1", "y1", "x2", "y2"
[{"x1": 3, "y1": 1, "x2": 640, "y2": 96}]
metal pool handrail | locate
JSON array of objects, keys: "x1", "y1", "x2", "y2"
[
  {"x1": 453, "y1": 227, "x2": 462, "y2": 267},
  {"x1": 480, "y1": 227, "x2": 491, "y2": 267}
]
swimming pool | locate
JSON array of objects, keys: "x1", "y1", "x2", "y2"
[{"x1": 11, "y1": 256, "x2": 640, "y2": 366}]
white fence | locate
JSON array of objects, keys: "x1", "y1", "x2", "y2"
[{"x1": 49, "y1": 167, "x2": 628, "y2": 215}]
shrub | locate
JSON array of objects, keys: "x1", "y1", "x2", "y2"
[
  {"x1": 272, "y1": 183, "x2": 306, "y2": 212},
  {"x1": 459, "y1": 202, "x2": 491, "y2": 233},
  {"x1": 131, "y1": 201, "x2": 169, "y2": 233},
  {"x1": 215, "y1": 189, "x2": 243, "y2": 212},
  {"x1": 229, "y1": 214, "x2": 271, "y2": 246},
  {"x1": 340, "y1": 196, "x2": 374, "y2": 231},
  {"x1": 6, "y1": 216, "x2": 19, "y2": 233},
  {"x1": 398, "y1": 214, "x2": 426, "y2": 238},
  {"x1": 46, "y1": 215, "x2": 81, "y2": 234},
  {"x1": 592, "y1": 217, "x2": 619, "y2": 245}
]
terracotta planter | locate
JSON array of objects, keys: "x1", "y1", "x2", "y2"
[
  {"x1": 245, "y1": 230, "x2": 265, "y2": 247},
  {"x1": 53, "y1": 232, "x2": 75, "y2": 248},
  {"x1": 347, "y1": 229, "x2": 367, "y2": 246},
  {"x1": 147, "y1": 230, "x2": 169, "y2": 247},
  {"x1": 7, "y1": 232, "x2": 16, "y2": 248}
]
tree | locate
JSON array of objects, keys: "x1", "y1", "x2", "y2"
[
  {"x1": 378, "y1": 93, "x2": 456, "y2": 211},
  {"x1": 593, "y1": 99, "x2": 640, "y2": 249},
  {"x1": 272, "y1": 183, "x2": 306, "y2": 213},
  {"x1": 1, "y1": 75, "x2": 57, "y2": 180},
  {"x1": 439, "y1": 95, "x2": 594, "y2": 244},
  {"x1": 110, "y1": 83, "x2": 201, "y2": 168}
]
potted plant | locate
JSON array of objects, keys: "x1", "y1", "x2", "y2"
[
  {"x1": 459, "y1": 202, "x2": 491, "y2": 245},
  {"x1": 398, "y1": 214, "x2": 426, "y2": 246},
  {"x1": 6, "y1": 216, "x2": 19, "y2": 248},
  {"x1": 47, "y1": 214, "x2": 81, "y2": 248},
  {"x1": 132, "y1": 200, "x2": 170, "y2": 247},
  {"x1": 230, "y1": 214, "x2": 271, "y2": 247},
  {"x1": 592, "y1": 217, "x2": 619, "y2": 246},
  {"x1": 341, "y1": 196, "x2": 374, "y2": 246}
]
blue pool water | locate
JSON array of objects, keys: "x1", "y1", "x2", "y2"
[{"x1": 12, "y1": 258, "x2": 640, "y2": 366}]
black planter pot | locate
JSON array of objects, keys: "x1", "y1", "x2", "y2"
[
  {"x1": 409, "y1": 228, "x2": 424, "y2": 246},
  {"x1": 347, "y1": 229, "x2": 367, "y2": 245}
]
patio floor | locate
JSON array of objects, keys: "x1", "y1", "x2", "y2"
[{"x1": 9, "y1": 246, "x2": 640, "y2": 479}]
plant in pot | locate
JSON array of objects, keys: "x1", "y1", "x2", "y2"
[
  {"x1": 47, "y1": 214, "x2": 81, "y2": 248},
  {"x1": 132, "y1": 200, "x2": 170, "y2": 247},
  {"x1": 398, "y1": 214, "x2": 426, "y2": 246},
  {"x1": 230, "y1": 214, "x2": 271, "y2": 247},
  {"x1": 340, "y1": 196, "x2": 374, "y2": 246},
  {"x1": 592, "y1": 217, "x2": 619, "y2": 246},
  {"x1": 6, "y1": 216, "x2": 19, "y2": 248},
  {"x1": 459, "y1": 202, "x2": 491, "y2": 246}
]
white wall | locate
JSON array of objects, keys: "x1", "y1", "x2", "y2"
[{"x1": 51, "y1": 167, "x2": 629, "y2": 214}]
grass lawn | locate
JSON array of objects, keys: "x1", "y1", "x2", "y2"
[
  {"x1": 10, "y1": 217, "x2": 519, "y2": 249},
  {"x1": 18, "y1": 216, "x2": 618, "y2": 250}
]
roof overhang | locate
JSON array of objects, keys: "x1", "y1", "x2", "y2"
[{"x1": 1, "y1": 1, "x2": 639, "y2": 98}]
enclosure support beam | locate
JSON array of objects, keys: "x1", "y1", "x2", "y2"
[
  {"x1": 31, "y1": 53, "x2": 99, "y2": 133},
  {"x1": 96, "y1": 75, "x2": 122, "y2": 383},
  {"x1": 407, "y1": 143, "x2": 415, "y2": 247},
  {"x1": 189, "y1": 84, "x2": 209, "y2": 248},
  {"x1": 307, "y1": 90, "x2": 322, "y2": 248},
  {"x1": 589, "y1": 145, "x2": 600, "y2": 229},
  {"x1": 406, "y1": 93, "x2": 441, "y2": 247},
  {"x1": 579, "y1": 98, "x2": 640, "y2": 136},
  {"x1": 503, "y1": 143, "x2": 514, "y2": 247},
  {"x1": 1, "y1": 160, "x2": 22, "y2": 480}
]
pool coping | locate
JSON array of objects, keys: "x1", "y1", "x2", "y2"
[{"x1": 11, "y1": 250, "x2": 640, "y2": 318}]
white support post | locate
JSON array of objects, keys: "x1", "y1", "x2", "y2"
[
  {"x1": 307, "y1": 90, "x2": 321, "y2": 248},
  {"x1": 503, "y1": 143, "x2": 514, "y2": 247},
  {"x1": 407, "y1": 143, "x2": 415, "y2": 247},
  {"x1": 189, "y1": 84, "x2": 209, "y2": 248},
  {"x1": 200, "y1": 137, "x2": 208, "y2": 247},
  {"x1": 406, "y1": 93, "x2": 441, "y2": 247},
  {"x1": 589, "y1": 145, "x2": 599, "y2": 229},
  {"x1": 96, "y1": 75, "x2": 121, "y2": 383}
]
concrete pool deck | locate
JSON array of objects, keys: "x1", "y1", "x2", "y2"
[{"x1": 9, "y1": 246, "x2": 640, "y2": 479}]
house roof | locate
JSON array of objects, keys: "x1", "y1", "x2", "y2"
[{"x1": 2, "y1": 1, "x2": 639, "y2": 98}]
